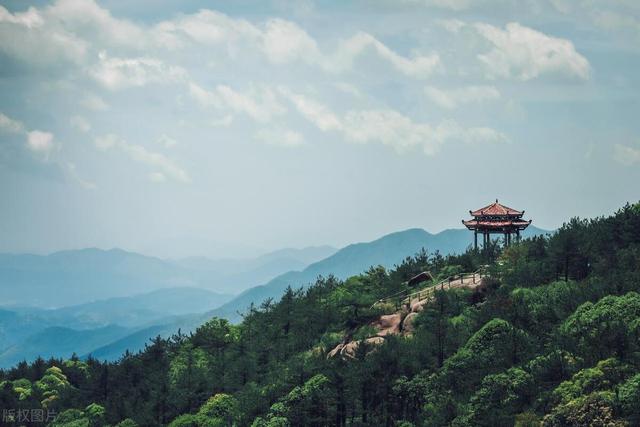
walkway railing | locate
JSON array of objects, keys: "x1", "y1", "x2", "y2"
[{"x1": 372, "y1": 267, "x2": 487, "y2": 309}]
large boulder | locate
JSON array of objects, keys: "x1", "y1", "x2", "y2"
[
  {"x1": 340, "y1": 337, "x2": 385, "y2": 358},
  {"x1": 371, "y1": 313, "x2": 403, "y2": 336},
  {"x1": 410, "y1": 297, "x2": 430, "y2": 313},
  {"x1": 327, "y1": 343, "x2": 344, "y2": 358},
  {"x1": 402, "y1": 312, "x2": 419, "y2": 334}
]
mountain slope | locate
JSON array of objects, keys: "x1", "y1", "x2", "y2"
[
  {"x1": 50, "y1": 287, "x2": 233, "y2": 328},
  {"x1": 0, "y1": 325, "x2": 131, "y2": 368},
  {"x1": 210, "y1": 226, "x2": 549, "y2": 322}
]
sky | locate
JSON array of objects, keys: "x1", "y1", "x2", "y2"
[{"x1": 0, "y1": 0, "x2": 639, "y2": 259}]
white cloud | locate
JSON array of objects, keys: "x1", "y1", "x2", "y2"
[
  {"x1": 404, "y1": 0, "x2": 520, "y2": 12},
  {"x1": 156, "y1": 9, "x2": 261, "y2": 47},
  {"x1": 474, "y1": 22, "x2": 590, "y2": 81},
  {"x1": 279, "y1": 88, "x2": 342, "y2": 131},
  {"x1": 613, "y1": 143, "x2": 640, "y2": 166},
  {"x1": 0, "y1": 4, "x2": 87, "y2": 66},
  {"x1": 341, "y1": 111, "x2": 507, "y2": 155},
  {"x1": 424, "y1": 85, "x2": 500, "y2": 109},
  {"x1": 189, "y1": 83, "x2": 286, "y2": 123},
  {"x1": 330, "y1": 32, "x2": 441, "y2": 78},
  {"x1": 0, "y1": 112, "x2": 25, "y2": 133},
  {"x1": 70, "y1": 115, "x2": 91, "y2": 132},
  {"x1": 278, "y1": 89, "x2": 507, "y2": 154},
  {"x1": 27, "y1": 130, "x2": 54, "y2": 152},
  {"x1": 262, "y1": 18, "x2": 320, "y2": 64},
  {"x1": 255, "y1": 128, "x2": 305, "y2": 147},
  {"x1": 2, "y1": 0, "x2": 444, "y2": 85},
  {"x1": 90, "y1": 51, "x2": 187, "y2": 90},
  {"x1": 47, "y1": 0, "x2": 148, "y2": 49},
  {"x1": 94, "y1": 134, "x2": 190, "y2": 183},
  {"x1": 0, "y1": 5, "x2": 43, "y2": 28},
  {"x1": 189, "y1": 82, "x2": 220, "y2": 108},
  {"x1": 217, "y1": 85, "x2": 285, "y2": 122}
]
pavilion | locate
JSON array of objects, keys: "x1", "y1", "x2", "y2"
[{"x1": 462, "y1": 200, "x2": 532, "y2": 249}]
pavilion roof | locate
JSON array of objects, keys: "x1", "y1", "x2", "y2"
[
  {"x1": 462, "y1": 219, "x2": 531, "y2": 229},
  {"x1": 470, "y1": 199, "x2": 523, "y2": 217}
]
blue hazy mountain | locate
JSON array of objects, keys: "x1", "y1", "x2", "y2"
[
  {"x1": 0, "y1": 246, "x2": 336, "y2": 367},
  {"x1": 0, "y1": 246, "x2": 337, "y2": 308},
  {"x1": 0, "y1": 287, "x2": 233, "y2": 368},
  {"x1": 0, "y1": 325, "x2": 131, "y2": 368}
]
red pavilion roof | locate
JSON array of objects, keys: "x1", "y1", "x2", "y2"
[{"x1": 470, "y1": 199, "x2": 523, "y2": 217}]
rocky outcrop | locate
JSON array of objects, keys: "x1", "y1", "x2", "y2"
[
  {"x1": 371, "y1": 313, "x2": 403, "y2": 336},
  {"x1": 410, "y1": 297, "x2": 429, "y2": 313},
  {"x1": 328, "y1": 336, "x2": 386, "y2": 359},
  {"x1": 328, "y1": 273, "x2": 486, "y2": 359},
  {"x1": 402, "y1": 312, "x2": 419, "y2": 335}
]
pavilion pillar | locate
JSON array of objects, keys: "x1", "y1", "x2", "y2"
[
  {"x1": 516, "y1": 230, "x2": 520, "y2": 242},
  {"x1": 474, "y1": 230, "x2": 478, "y2": 250}
]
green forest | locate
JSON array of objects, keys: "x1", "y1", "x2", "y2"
[{"x1": 2, "y1": 203, "x2": 640, "y2": 427}]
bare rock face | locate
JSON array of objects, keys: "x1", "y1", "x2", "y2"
[
  {"x1": 371, "y1": 313, "x2": 403, "y2": 336},
  {"x1": 327, "y1": 343, "x2": 345, "y2": 358},
  {"x1": 340, "y1": 336, "x2": 386, "y2": 358},
  {"x1": 340, "y1": 340, "x2": 360, "y2": 358},
  {"x1": 410, "y1": 297, "x2": 430, "y2": 313},
  {"x1": 402, "y1": 312, "x2": 419, "y2": 334},
  {"x1": 364, "y1": 336, "x2": 385, "y2": 346}
]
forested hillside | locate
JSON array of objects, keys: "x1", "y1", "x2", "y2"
[
  {"x1": 1, "y1": 204, "x2": 639, "y2": 426},
  {"x1": 210, "y1": 226, "x2": 549, "y2": 323}
]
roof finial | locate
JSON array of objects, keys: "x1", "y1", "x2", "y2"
[{"x1": 496, "y1": 198, "x2": 498, "y2": 203}]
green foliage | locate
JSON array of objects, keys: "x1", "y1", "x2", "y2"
[
  {"x1": 114, "y1": 419, "x2": 139, "y2": 427},
  {"x1": 50, "y1": 408, "x2": 87, "y2": 427},
  {"x1": 618, "y1": 373, "x2": 640, "y2": 423},
  {"x1": 551, "y1": 359, "x2": 633, "y2": 406},
  {"x1": 514, "y1": 412, "x2": 542, "y2": 427},
  {"x1": 560, "y1": 292, "x2": 640, "y2": 364},
  {"x1": 168, "y1": 414, "x2": 200, "y2": 427},
  {"x1": 456, "y1": 367, "x2": 534, "y2": 426},
  {"x1": 255, "y1": 374, "x2": 331, "y2": 426},
  {"x1": 197, "y1": 393, "x2": 237, "y2": 426},
  {"x1": 439, "y1": 318, "x2": 530, "y2": 394},
  {"x1": 34, "y1": 365, "x2": 73, "y2": 408},
  {"x1": 542, "y1": 391, "x2": 627, "y2": 427}
]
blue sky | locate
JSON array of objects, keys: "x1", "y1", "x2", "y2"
[{"x1": 0, "y1": 0, "x2": 639, "y2": 258}]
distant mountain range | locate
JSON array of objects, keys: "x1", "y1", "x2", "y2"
[
  {"x1": 0, "y1": 226, "x2": 549, "y2": 367},
  {"x1": 0, "y1": 246, "x2": 336, "y2": 368},
  {"x1": 0, "y1": 287, "x2": 232, "y2": 367},
  {"x1": 0, "y1": 245, "x2": 337, "y2": 308}
]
